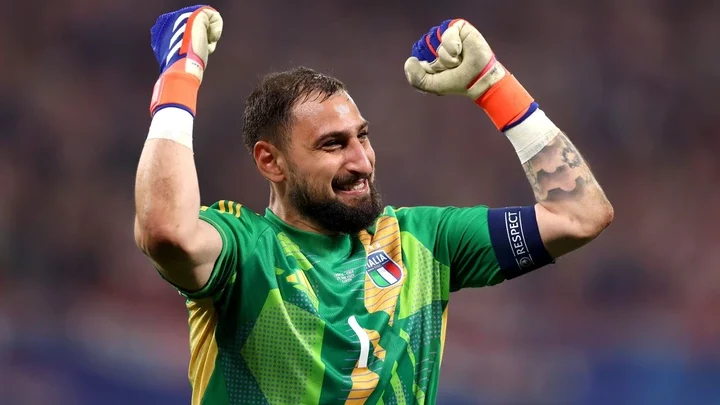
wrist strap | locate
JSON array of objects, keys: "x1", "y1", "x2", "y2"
[
  {"x1": 149, "y1": 67, "x2": 200, "y2": 117},
  {"x1": 475, "y1": 73, "x2": 534, "y2": 130},
  {"x1": 474, "y1": 65, "x2": 558, "y2": 163},
  {"x1": 503, "y1": 106, "x2": 559, "y2": 163},
  {"x1": 147, "y1": 107, "x2": 194, "y2": 151}
]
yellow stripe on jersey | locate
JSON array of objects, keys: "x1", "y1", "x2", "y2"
[
  {"x1": 213, "y1": 200, "x2": 243, "y2": 217},
  {"x1": 364, "y1": 328, "x2": 386, "y2": 361},
  {"x1": 439, "y1": 307, "x2": 448, "y2": 366},
  {"x1": 345, "y1": 367, "x2": 380, "y2": 405},
  {"x1": 358, "y1": 216, "x2": 405, "y2": 326},
  {"x1": 186, "y1": 298, "x2": 219, "y2": 405}
]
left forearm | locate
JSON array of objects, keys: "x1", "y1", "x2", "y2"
[{"x1": 522, "y1": 130, "x2": 613, "y2": 235}]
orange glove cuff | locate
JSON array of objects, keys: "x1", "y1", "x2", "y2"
[
  {"x1": 475, "y1": 73, "x2": 534, "y2": 131},
  {"x1": 149, "y1": 67, "x2": 201, "y2": 116}
]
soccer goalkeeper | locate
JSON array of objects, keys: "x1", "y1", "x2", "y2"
[{"x1": 134, "y1": 5, "x2": 613, "y2": 405}]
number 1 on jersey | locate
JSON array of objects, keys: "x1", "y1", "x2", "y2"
[{"x1": 348, "y1": 315, "x2": 370, "y2": 368}]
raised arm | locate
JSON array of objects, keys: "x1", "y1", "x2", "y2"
[
  {"x1": 404, "y1": 19, "x2": 612, "y2": 260},
  {"x1": 134, "y1": 6, "x2": 225, "y2": 291}
]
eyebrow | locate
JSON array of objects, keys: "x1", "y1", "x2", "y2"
[{"x1": 314, "y1": 120, "x2": 369, "y2": 147}]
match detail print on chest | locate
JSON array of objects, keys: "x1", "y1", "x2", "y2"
[{"x1": 275, "y1": 216, "x2": 407, "y2": 325}]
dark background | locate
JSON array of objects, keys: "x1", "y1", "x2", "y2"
[{"x1": 1, "y1": 0, "x2": 718, "y2": 403}]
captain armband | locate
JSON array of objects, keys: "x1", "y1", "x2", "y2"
[{"x1": 487, "y1": 206, "x2": 554, "y2": 279}]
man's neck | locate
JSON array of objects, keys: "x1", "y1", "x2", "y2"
[{"x1": 268, "y1": 199, "x2": 337, "y2": 236}]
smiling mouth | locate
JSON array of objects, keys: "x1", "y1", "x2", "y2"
[{"x1": 334, "y1": 179, "x2": 369, "y2": 196}]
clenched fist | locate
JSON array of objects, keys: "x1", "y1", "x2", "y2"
[
  {"x1": 149, "y1": 5, "x2": 223, "y2": 116},
  {"x1": 404, "y1": 19, "x2": 537, "y2": 132},
  {"x1": 404, "y1": 19, "x2": 506, "y2": 100}
]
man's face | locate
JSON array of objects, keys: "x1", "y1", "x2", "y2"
[{"x1": 283, "y1": 91, "x2": 382, "y2": 234}]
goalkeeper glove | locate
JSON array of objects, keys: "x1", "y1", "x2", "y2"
[
  {"x1": 404, "y1": 19, "x2": 559, "y2": 163},
  {"x1": 148, "y1": 5, "x2": 223, "y2": 117},
  {"x1": 404, "y1": 19, "x2": 535, "y2": 132}
]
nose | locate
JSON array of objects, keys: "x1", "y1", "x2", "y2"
[{"x1": 344, "y1": 138, "x2": 373, "y2": 176}]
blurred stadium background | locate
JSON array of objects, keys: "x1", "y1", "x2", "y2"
[{"x1": 1, "y1": 0, "x2": 719, "y2": 403}]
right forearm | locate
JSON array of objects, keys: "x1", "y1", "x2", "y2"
[{"x1": 135, "y1": 136, "x2": 200, "y2": 247}]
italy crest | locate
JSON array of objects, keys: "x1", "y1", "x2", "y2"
[{"x1": 366, "y1": 250, "x2": 403, "y2": 288}]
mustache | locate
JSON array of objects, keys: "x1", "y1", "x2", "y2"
[{"x1": 331, "y1": 173, "x2": 372, "y2": 188}]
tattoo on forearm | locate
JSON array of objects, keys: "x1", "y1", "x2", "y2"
[
  {"x1": 522, "y1": 132, "x2": 599, "y2": 203},
  {"x1": 561, "y1": 147, "x2": 582, "y2": 168},
  {"x1": 544, "y1": 177, "x2": 588, "y2": 201}
]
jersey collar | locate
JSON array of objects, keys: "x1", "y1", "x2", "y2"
[{"x1": 263, "y1": 208, "x2": 355, "y2": 258}]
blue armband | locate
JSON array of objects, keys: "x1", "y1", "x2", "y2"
[{"x1": 487, "y1": 206, "x2": 554, "y2": 279}]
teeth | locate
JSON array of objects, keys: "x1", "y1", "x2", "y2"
[
  {"x1": 350, "y1": 181, "x2": 365, "y2": 191},
  {"x1": 338, "y1": 180, "x2": 365, "y2": 191}
]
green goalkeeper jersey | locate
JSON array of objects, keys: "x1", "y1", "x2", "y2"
[{"x1": 176, "y1": 200, "x2": 514, "y2": 405}]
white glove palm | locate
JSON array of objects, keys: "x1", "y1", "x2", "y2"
[{"x1": 184, "y1": 7, "x2": 223, "y2": 82}]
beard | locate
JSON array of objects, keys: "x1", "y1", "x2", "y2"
[{"x1": 287, "y1": 171, "x2": 383, "y2": 235}]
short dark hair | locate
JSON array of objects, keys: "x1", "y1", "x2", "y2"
[{"x1": 243, "y1": 67, "x2": 346, "y2": 153}]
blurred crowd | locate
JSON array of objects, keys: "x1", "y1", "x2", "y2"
[{"x1": 1, "y1": 0, "x2": 719, "y2": 403}]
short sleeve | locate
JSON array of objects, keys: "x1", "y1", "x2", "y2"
[
  {"x1": 396, "y1": 206, "x2": 504, "y2": 291},
  {"x1": 176, "y1": 200, "x2": 267, "y2": 301},
  {"x1": 435, "y1": 206, "x2": 505, "y2": 290}
]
